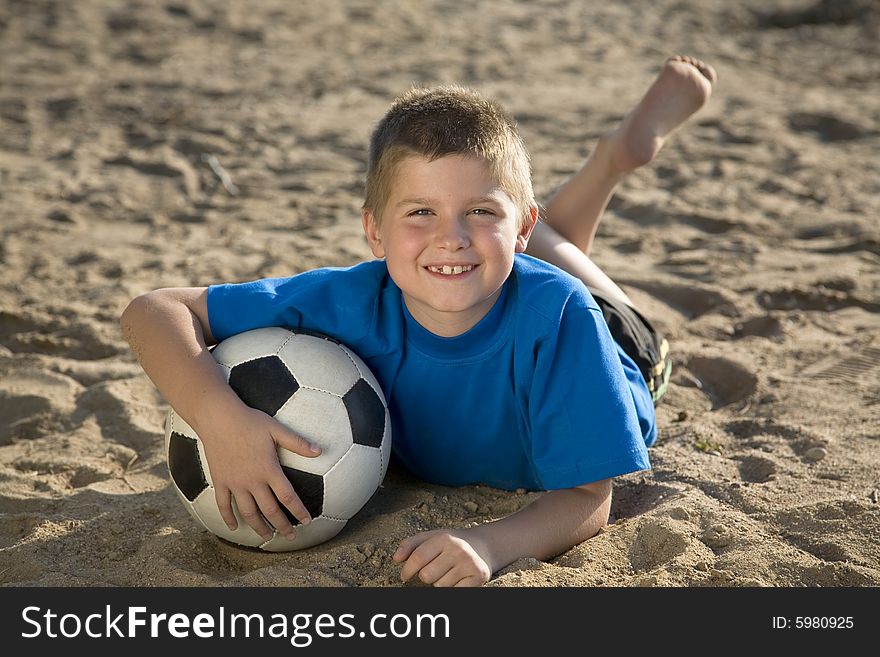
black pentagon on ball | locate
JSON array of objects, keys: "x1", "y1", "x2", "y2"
[
  {"x1": 228, "y1": 355, "x2": 299, "y2": 416},
  {"x1": 168, "y1": 431, "x2": 208, "y2": 502},
  {"x1": 342, "y1": 378, "x2": 386, "y2": 448},
  {"x1": 279, "y1": 466, "x2": 323, "y2": 524}
]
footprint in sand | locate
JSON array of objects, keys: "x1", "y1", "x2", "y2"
[
  {"x1": 731, "y1": 314, "x2": 786, "y2": 341},
  {"x1": 810, "y1": 238, "x2": 880, "y2": 257},
  {"x1": 810, "y1": 347, "x2": 880, "y2": 384},
  {"x1": 736, "y1": 454, "x2": 777, "y2": 484},
  {"x1": 676, "y1": 211, "x2": 740, "y2": 235},
  {"x1": 723, "y1": 418, "x2": 831, "y2": 464},
  {"x1": 757, "y1": 0, "x2": 875, "y2": 30},
  {"x1": 795, "y1": 221, "x2": 865, "y2": 241},
  {"x1": 794, "y1": 223, "x2": 878, "y2": 258},
  {"x1": 622, "y1": 280, "x2": 737, "y2": 319},
  {"x1": 771, "y1": 500, "x2": 880, "y2": 568},
  {"x1": 757, "y1": 286, "x2": 880, "y2": 313},
  {"x1": 0, "y1": 366, "x2": 81, "y2": 444},
  {"x1": 681, "y1": 356, "x2": 758, "y2": 409},
  {"x1": 609, "y1": 481, "x2": 682, "y2": 520},
  {"x1": 45, "y1": 96, "x2": 79, "y2": 123},
  {"x1": 11, "y1": 456, "x2": 118, "y2": 490},
  {"x1": 610, "y1": 198, "x2": 740, "y2": 236},
  {"x1": 611, "y1": 238, "x2": 644, "y2": 255},
  {"x1": 787, "y1": 111, "x2": 874, "y2": 143},
  {"x1": 724, "y1": 418, "x2": 802, "y2": 444},
  {"x1": 74, "y1": 378, "x2": 167, "y2": 455},
  {"x1": 0, "y1": 308, "x2": 124, "y2": 360},
  {"x1": 104, "y1": 148, "x2": 202, "y2": 201}
]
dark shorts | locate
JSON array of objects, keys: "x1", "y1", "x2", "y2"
[{"x1": 588, "y1": 287, "x2": 671, "y2": 405}]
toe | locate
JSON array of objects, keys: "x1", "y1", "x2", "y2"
[{"x1": 668, "y1": 55, "x2": 717, "y2": 85}]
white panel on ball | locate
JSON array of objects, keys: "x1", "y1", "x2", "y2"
[
  {"x1": 211, "y1": 327, "x2": 293, "y2": 366},
  {"x1": 321, "y1": 443, "x2": 385, "y2": 520},
  {"x1": 274, "y1": 389, "x2": 353, "y2": 475},
  {"x1": 277, "y1": 333, "x2": 361, "y2": 396},
  {"x1": 339, "y1": 344, "x2": 385, "y2": 401},
  {"x1": 260, "y1": 517, "x2": 348, "y2": 552}
]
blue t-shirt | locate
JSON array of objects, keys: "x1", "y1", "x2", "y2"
[{"x1": 207, "y1": 254, "x2": 654, "y2": 491}]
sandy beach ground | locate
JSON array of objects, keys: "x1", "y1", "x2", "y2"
[{"x1": 0, "y1": 0, "x2": 878, "y2": 587}]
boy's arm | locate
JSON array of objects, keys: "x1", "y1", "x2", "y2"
[
  {"x1": 120, "y1": 287, "x2": 321, "y2": 541},
  {"x1": 394, "y1": 479, "x2": 611, "y2": 587}
]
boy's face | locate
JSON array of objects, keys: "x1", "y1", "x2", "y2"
[{"x1": 362, "y1": 154, "x2": 536, "y2": 337}]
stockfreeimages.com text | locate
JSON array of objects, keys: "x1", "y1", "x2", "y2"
[{"x1": 21, "y1": 605, "x2": 450, "y2": 646}]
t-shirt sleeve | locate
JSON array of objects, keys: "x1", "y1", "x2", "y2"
[
  {"x1": 206, "y1": 263, "x2": 385, "y2": 350},
  {"x1": 207, "y1": 275, "x2": 307, "y2": 343},
  {"x1": 528, "y1": 300, "x2": 651, "y2": 490}
]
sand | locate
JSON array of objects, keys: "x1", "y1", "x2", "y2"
[{"x1": 0, "y1": 0, "x2": 878, "y2": 588}]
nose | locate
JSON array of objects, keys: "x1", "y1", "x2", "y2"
[{"x1": 434, "y1": 214, "x2": 470, "y2": 250}]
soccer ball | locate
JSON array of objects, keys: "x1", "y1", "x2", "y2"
[{"x1": 164, "y1": 327, "x2": 391, "y2": 551}]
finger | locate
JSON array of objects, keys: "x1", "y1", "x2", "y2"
[
  {"x1": 399, "y1": 537, "x2": 443, "y2": 582},
  {"x1": 433, "y1": 567, "x2": 471, "y2": 588},
  {"x1": 214, "y1": 487, "x2": 237, "y2": 531},
  {"x1": 270, "y1": 421, "x2": 322, "y2": 458},
  {"x1": 453, "y1": 575, "x2": 486, "y2": 588},
  {"x1": 414, "y1": 548, "x2": 472, "y2": 586},
  {"x1": 393, "y1": 536, "x2": 419, "y2": 563},
  {"x1": 233, "y1": 490, "x2": 274, "y2": 541},
  {"x1": 394, "y1": 531, "x2": 437, "y2": 563},
  {"x1": 269, "y1": 473, "x2": 312, "y2": 527},
  {"x1": 252, "y1": 485, "x2": 297, "y2": 539},
  {"x1": 416, "y1": 555, "x2": 459, "y2": 586}
]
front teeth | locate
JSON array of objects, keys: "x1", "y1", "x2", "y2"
[{"x1": 429, "y1": 265, "x2": 474, "y2": 275}]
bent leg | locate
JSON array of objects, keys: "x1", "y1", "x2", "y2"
[
  {"x1": 527, "y1": 220, "x2": 635, "y2": 307},
  {"x1": 526, "y1": 56, "x2": 716, "y2": 307},
  {"x1": 534, "y1": 136, "x2": 621, "y2": 258},
  {"x1": 528, "y1": 56, "x2": 717, "y2": 257}
]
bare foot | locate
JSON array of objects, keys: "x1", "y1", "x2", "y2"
[{"x1": 609, "y1": 56, "x2": 717, "y2": 173}]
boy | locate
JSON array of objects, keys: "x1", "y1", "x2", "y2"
[{"x1": 121, "y1": 56, "x2": 716, "y2": 587}]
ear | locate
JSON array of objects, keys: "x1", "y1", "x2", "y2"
[
  {"x1": 362, "y1": 209, "x2": 386, "y2": 258},
  {"x1": 514, "y1": 204, "x2": 539, "y2": 253}
]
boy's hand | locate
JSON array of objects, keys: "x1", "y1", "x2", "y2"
[
  {"x1": 393, "y1": 529, "x2": 492, "y2": 587},
  {"x1": 196, "y1": 401, "x2": 321, "y2": 542},
  {"x1": 393, "y1": 481, "x2": 613, "y2": 587}
]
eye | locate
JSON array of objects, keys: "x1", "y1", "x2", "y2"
[
  {"x1": 408, "y1": 208, "x2": 434, "y2": 217},
  {"x1": 469, "y1": 208, "x2": 497, "y2": 217}
]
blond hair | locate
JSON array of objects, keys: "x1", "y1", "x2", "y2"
[{"x1": 364, "y1": 85, "x2": 535, "y2": 227}]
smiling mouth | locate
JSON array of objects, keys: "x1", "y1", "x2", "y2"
[{"x1": 426, "y1": 264, "x2": 476, "y2": 276}]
